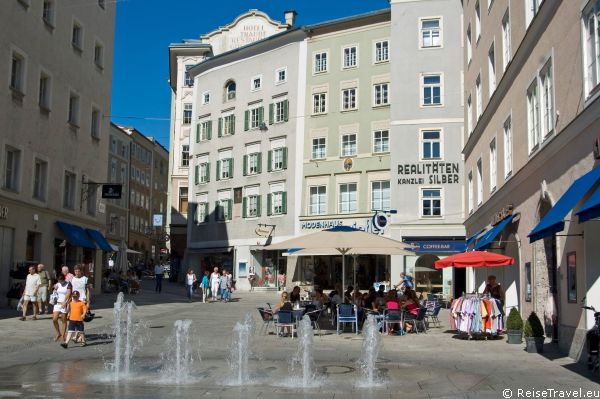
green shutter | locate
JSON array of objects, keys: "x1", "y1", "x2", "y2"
[
  {"x1": 206, "y1": 163, "x2": 210, "y2": 182},
  {"x1": 243, "y1": 155, "x2": 248, "y2": 176},
  {"x1": 284, "y1": 100, "x2": 289, "y2": 122},
  {"x1": 231, "y1": 115, "x2": 235, "y2": 135},
  {"x1": 267, "y1": 150, "x2": 272, "y2": 172},
  {"x1": 282, "y1": 147, "x2": 288, "y2": 169},
  {"x1": 204, "y1": 203, "x2": 209, "y2": 222},
  {"x1": 227, "y1": 199, "x2": 232, "y2": 220},
  {"x1": 258, "y1": 106, "x2": 264, "y2": 125},
  {"x1": 256, "y1": 195, "x2": 262, "y2": 217},
  {"x1": 207, "y1": 120, "x2": 212, "y2": 140},
  {"x1": 196, "y1": 124, "x2": 200, "y2": 142},
  {"x1": 257, "y1": 152, "x2": 262, "y2": 174},
  {"x1": 244, "y1": 111, "x2": 249, "y2": 131},
  {"x1": 215, "y1": 201, "x2": 220, "y2": 221},
  {"x1": 267, "y1": 193, "x2": 272, "y2": 216},
  {"x1": 194, "y1": 165, "x2": 199, "y2": 184},
  {"x1": 282, "y1": 191, "x2": 287, "y2": 214},
  {"x1": 269, "y1": 103, "x2": 274, "y2": 125},
  {"x1": 229, "y1": 158, "x2": 234, "y2": 177},
  {"x1": 216, "y1": 160, "x2": 221, "y2": 181},
  {"x1": 242, "y1": 197, "x2": 247, "y2": 218},
  {"x1": 218, "y1": 117, "x2": 223, "y2": 137}
]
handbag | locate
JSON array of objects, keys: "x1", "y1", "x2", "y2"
[
  {"x1": 83, "y1": 310, "x2": 95, "y2": 322},
  {"x1": 49, "y1": 290, "x2": 58, "y2": 305}
]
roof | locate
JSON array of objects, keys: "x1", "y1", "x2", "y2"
[{"x1": 304, "y1": 8, "x2": 390, "y2": 31}]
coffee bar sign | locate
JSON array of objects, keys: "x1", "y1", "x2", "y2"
[
  {"x1": 397, "y1": 162, "x2": 460, "y2": 185},
  {"x1": 0, "y1": 204, "x2": 7, "y2": 219}
]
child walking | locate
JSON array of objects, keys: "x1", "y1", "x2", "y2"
[
  {"x1": 201, "y1": 271, "x2": 209, "y2": 303},
  {"x1": 60, "y1": 290, "x2": 87, "y2": 348}
]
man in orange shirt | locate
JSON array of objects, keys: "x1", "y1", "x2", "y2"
[{"x1": 60, "y1": 290, "x2": 87, "y2": 348}]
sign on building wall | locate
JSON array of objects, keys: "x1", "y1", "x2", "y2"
[
  {"x1": 102, "y1": 184, "x2": 122, "y2": 199},
  {"x1": 397, "y1": 162, "x2": 460, "y2": 185},
  {"x1": 0, "y1": 205, "x2": 7, "y2": 219}
]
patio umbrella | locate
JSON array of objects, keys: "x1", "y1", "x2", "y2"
[
  {"x1": 434, "y1": 251, "x2": 514, "y2": 269},
  {"x1": 414, "y1": 266, "x2": 437, "y2": 273},
  {"x1": 266, "y1": 226, "x2": 415, "y2": 288}
]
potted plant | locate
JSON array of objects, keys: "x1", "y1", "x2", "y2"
[
  {"x1": 524, "y1": 312, "x2": 545, "y2": 353},
  {"x1": 506, "y1": 307, "x2": 523, "y2": 344}
]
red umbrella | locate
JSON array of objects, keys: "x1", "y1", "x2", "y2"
[{"x1": 434, "y1": 251, "x2": 514, "y2": 269}]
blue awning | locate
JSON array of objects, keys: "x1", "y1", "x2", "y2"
[
  {"x1": 577, "y1": 185, "x2": 600, "y2": 223},
  {"x1": 56, "y1": 221, "x2": 96, "y2": 249},
  {"x1": 465, "y1": 228, "x2": 486, "y2": 251},
  {"x1": 474, "y1": 215, "x2": 515, "y2": 250},
  {"x1": 85, "y1": 229, "x2": 113, "y2": 252},
  {"x1": 529, "y1": 167, "x2": 600, "y2": 243}
]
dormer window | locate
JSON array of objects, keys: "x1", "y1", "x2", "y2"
[{"x1": 225, "y1": 80, "x2": 236, "y2": 101}]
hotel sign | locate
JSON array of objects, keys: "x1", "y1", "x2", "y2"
[
  {"x1": 229, "y1": 24, "x2": 267, "y2": 48},
  {"x1": 397, "y1": 162, "x2": 460, "y2": 185}
]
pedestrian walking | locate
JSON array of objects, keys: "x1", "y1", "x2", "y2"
[
  {"x1": 60, "y1": 291, "x2": 87, "y2": 348},
  {"x1": 52, "y1": 274, "x2": 72, "y2": 342},
  {"x1": 71, "y1": 265, "x2": 91, "y2": 308},
  {"x1": 36, "y1": 263, "x2": 52, "y2": 315},
  {"x1": 185, "y1": 269, "x2": 197, "y2": 302},
  {"x1": 201, "y1": 271, "x2": 209, "y2": 303},
  {"x1": 210, "y1": 267, "x2": 220, "y2": 301},
  {"x1": 61, "y1": 265, "x2": 74, "y2": 282},
  {"x1": 20, "y1": 266, "x2": 40, "y2": 321},
  {"x1": 220, "y1": 270, "x2": 230, "y2": 302},
  {"x1": 154, "y1": 263, "x2": 165, "y2": 293}
]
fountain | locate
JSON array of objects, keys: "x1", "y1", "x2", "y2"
[
  {"x1": 160, "y1": 319, "x2": 194, "y2": 384},
  {"x1": 228, "y1": 313, "x2": 253, "y2": 385},
  {"x1": 288, "y1": 315, "x2": 318, "y2": 388},
  {"x1": 112, "y1": 292, "x2": 124, "y2": 380},
  {"x1": 110, "y1": 293, "x2": 141, "y2": 381},
  {"x1": 356, "y1": 314, "x2": 383, "y2": 387}
]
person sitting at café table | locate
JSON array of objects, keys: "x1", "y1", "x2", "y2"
[
  {"x1": 273, "y1": 291, "x2": 293, "y2": 336},
  {"x1": 344, "y1": 285, "x2": 354, "y2": 302},
  {"x1": 401, "y1": 289, "x2": 421, "y2": 333},
  {"x1": 385, "y1": 289, "x2": 402, "y2": 334},
  {"x1": 290, "y1": 286, "x2": 301, "y2": 303},
  {"x1": 330, "y1": 283, "x2": 344, "y2": 307},
  {"x1": 352, "y1": 287, "x2": 364, "y2": 307},
  {"x1": 312, "y1": 288, "x2": 328, "y2": 308},
  {"x1": 363, "y1": 287, "x2": 377, "y2": 311}
]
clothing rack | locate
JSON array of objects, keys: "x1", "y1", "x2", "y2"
[{"x1": 449, "y1": 295, "x2": 505, "y2": 340}]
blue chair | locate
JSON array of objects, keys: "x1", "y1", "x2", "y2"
[
  {"x1": 275, "y1": 310, "x2": 296, "y2": 339},
  {"x1": 383, "y1": 309, "x2": 403, "y2": 334},
  {"x1": 405, "y1": 307, "x2": 428, "y2": 334},
  {"x1": 257, "y1": 307, "x2": 274, "y2": 335},
  {"x1": 425, "y1": 304, "x2": 442, "y2": 328},
  {"x1": 337, "y1": 304, "x2": 358, "y2": 335}
]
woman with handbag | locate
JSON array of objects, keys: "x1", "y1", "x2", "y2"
[{"x1": 52, "y1": 274, "x2": 72, "y2": 342}]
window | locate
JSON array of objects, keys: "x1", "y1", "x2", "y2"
[
  {"x1": 502, "y1": 10, "x2": 511, "y2": 71},
  {"x1": 217, "y1": 198, "x2": 232, "y2": 221},
  {"x1": 422, "y1": 189, "x2": 442, "y2": 217},
  {"x1": 245, "y1": 195, "x2": 260, "y2": 218},
  {"x1": 475, "y1": 75, "x2": 482, "y2": 119},
  {"x1": 468, "y1": 172, "x2": 474, "y2": 213},
  {"x1": 271, "y1": 147, "x2": 286, "y2": 171},
  {"x1": 219, "y1": 158, "x2": 233, "y2": 180},
  {"x1": 371, "y1": 181, "x2": 390, "y2": 211},
  {"x1": 199, "y1": 162, "x2": 209, "y2": 183},
  {"x1": 373, "y1": 130, "x2": 389, "y2": 153},
  {"x1": 314, "y1": 52, "x2": 328, "y2": 73},
  {"x1": 249, "y1": 106, "x2": 263, "y2": 129},
  {"x1": 202, "y1": 91, "x2": 210, "y2": 104},
  {"x1": 273, "y1": 99, "x2": 288, "y2": 123},
  {"x1": 223, "y1": 114, "x2": 235, "y2": 136},
  {"x1": 245, "y1": 153, "x2": 261, "y2": 175},
  {"x1": 373, "y1": 83, "x2": 389, "y2": 106},
  {"x1": 195, "y1": 201, "x2": 208, "y2": 224},
  {"x1": 489, "y1": 137, "x2": 497, "y2": 191},
  {"x1": 526, "y1": 0, "x2": 542, "y2": 26},
  {"x1": 251, "y1": 76, "x2": 262, "y2": 91},
  {"x1": 467, "y1": 95, "x2": 473, "y2": 135},
  {"x1": 341, "y1": 134, "x2": 357, "y2": 156},
  {"x1": 184, "y1": 66, "x2": 194, "y2": 87},
  {"x1": 488, "y1": 44, "x2": 496, "y2": 96},
  {"x1": 86, "y1": 181, "x2": 97, "y2": 216},
  {"x1": 422, "y1": 130, "x2": 441, "y2": 160},
  {"x1": 42, "y1": 0, "x2": 55, "y2": 26},
  {"x1": 584, "y1": 2, "x2": 600, "y2": 95},
  {"x1": 68, "y1": 92, "x2": 80, "y2": 126},
  {"x1": 225, "y1": 81, "x2": 236, "y2": 101},
  {"x1": 94, "y1": 42, "x2": 104, "y2": 68},
  {"x1": 63, "y1": 171, "x2": 76, "y2": 209},
  {"x1": 343, "y1": 46, "x2": 357, "y2": 68},
  {"x1": 475, "y1": 1, "x2": 481, "y2": 42},
  {"x1": 270, "y1": 191, "x2": 285, "y2": 215},
  {"x1": 540, "y1": 62, "x2": 554, "y2": 137},
  {"x1": 183, "y1": 103, "x2": 192, "y2": 124},
  {"x1": 342, "y1": 88, "x2": 357, "y2": 110},
  {"x1": 4, "y1": 147, "x2": 21, "y2": 191},
  {"x1": 466, "y1": 24, "x2": 472, "y2": 64},
  {"x1": 421, "y1": 18, "x2": 441, "y2": 48},
  {"x1": 422, "y1": 75, "x2": 442, "y2": 106},
  {"x1": 10, "y1": 52, "x2": 25, "y2": 94},
  {"x1": 38, "y1": 72, "x2": 51, "y2": 110},
  {"x1": 197, "y1": 120, "x2": 211, "y2": 142},
  {"x1": 527, "y1": 80, "x2": 541, "y2": 152},
  {"x1": 309, "y1": 186, "x2": 327, "y2": 215},
  {"x1": 179, "y1": 187, "x2": 188, "y2": 215},
  {"x1": 339, "y1": 183, "x2": 358, "y2": 213},
  {"x1": 72, "y1": 22, "x2": 83, "y2": 50},
  {"x1": 504, "y1": 116, "x2": 513, "y2": 177},
  {"x1": 91, "y1": 108, "x2": 101, "y2": 139},
  {"x1": 312, "y1": 138, "x2": 326, "y2": 160},
  {"x1": 312, "y1": 93, "x2": 327, "y2": 114},
  {"x1": 181, "y1": 145, "x2": 189, "y2": 167},
  {"x1": 374, "y1": 40, "x2": 389, "y2": 62},
  {"x1": 276, "y1": 67, "x2": 287, "y2": 83},
  {"x1": 476, "y1": 159, "x2": 483, "y2": 205}
]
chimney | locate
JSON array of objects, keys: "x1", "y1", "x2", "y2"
[{"x1": 284, "y1": 10, "x2": 297, "y2": 27}]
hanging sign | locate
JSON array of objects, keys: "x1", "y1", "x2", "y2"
[{"x1": 102, "y1": 184, "x2": 122, "y2": 199}]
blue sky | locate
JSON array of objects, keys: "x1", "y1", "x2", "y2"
[{"x1": 110, "y1": 0, "x2": 390, "y2": 149}]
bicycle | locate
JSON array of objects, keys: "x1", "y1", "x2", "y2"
[{"x1": 582, "y1": 305, "x2": 600, "y2": 373}]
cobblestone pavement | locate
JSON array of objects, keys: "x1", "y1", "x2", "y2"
[{"x1": 0, "y1": 280, "x2": 598, "y2": 398}]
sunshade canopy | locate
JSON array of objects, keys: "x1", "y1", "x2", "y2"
[{"x1": 434, "y1": 251, "x2": 514, "y2": 269}]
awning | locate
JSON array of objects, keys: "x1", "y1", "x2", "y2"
[
  {"x1": 474, "y1": 214, "x2": 515, "y2": 250},
  {"x1": 577, "y1": 185, "x2": 600, "y2": 223},
  {"x1": 529, "y1": 167, "x2": 600, "y2": 243},
  {"x1": 85, "y1": 229, "x2": 113, "y2": 252},
  {"x1": 465, "y1": 228, "x2": 486, "y2": 251},
  {"x1": 56, "y1": 221, "x2": 96, "y2": 249}
]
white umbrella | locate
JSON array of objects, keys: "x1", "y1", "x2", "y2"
[
  {"x1": 117, "y1": 240, "x2": 129, "y2": 272},
  {"x1": 414, "y1": 266, "x2": 437, "y2": 273},
  {"x1": 267, "y1": 226, "x2": 415, "y2": 288}
]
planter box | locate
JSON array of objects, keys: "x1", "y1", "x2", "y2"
[
  {"x1": 525, "y1": 336, "x2": 544, "y2": 353},
  {"x1": 506, "y1": 330, "x2": 522, "y2": 344}
]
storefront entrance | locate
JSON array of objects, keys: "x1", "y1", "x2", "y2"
[
  {"x1": 252, "y1": 250, "x2": 286, "y2": 289},
  {"x1": 295, "y1": 255, "x2": 389, "y2": 290}
]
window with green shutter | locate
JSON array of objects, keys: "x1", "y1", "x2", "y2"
[
  {"x1": 194, "y1": 165, "x2": 199, "y2": 185},
  {"x1": 218, "y1": 117, "x2": 223, "y2": 137},
  {"x1": 282, "y1": 147, "x2": 288, "y2": 169},
  {"x1": 216, "y1": 160, "x2": 221, "y2": 181},
  {"x1": 242, "y1": 196, "x2": 247, "y2": 218},
  {"x1": 282, "y1": 191, "x2": 287, "y2": 214},
  {"x1": 203, "y1": 203, "x2": 209, "y2": 222},
  {"x1": 269, "y1": 103, "x2": 274, "y2": 125},
  {"x1": 258, "y1": 106, "x2": 264, "y2": 126},
  {"x1": 257, "y1": 152, "x2": 262, "y2": 173},
  {"x1": 227, "y1": 199, "x2": 233, "y2": 220},
  {"x1": 206, "y1": 163, "x2": 210, "y2": 182},
  {"x1": 244, "y1": 110, "x2": 250, "y2": 131},
  {"x1": 243, "y1": 155, "x2": 248, "y2": 176},
  {"x1": 196, "y1": 124, "x2": 200, "y2": 143},
  {"x1": 284, "y1": 100, "x2": 289, "y2": 122},
  {"x1": 256, "y1": 195, "x2": 262, "y2": 217},
  {"x1": 207, "y1": 120, "x2": 212, "y2": 140},
  {"x1": 229, "y1": 158, "x2": 234, "y2": 178},
  {"x1": 267, "y1": 193, "x2": 272, "y2": 216},
  {"x1": 267, "y1": 150, "x2": 272, "y2": 172}
]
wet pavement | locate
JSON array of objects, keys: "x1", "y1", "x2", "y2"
[{"x1": 0, "y1": 280, "x2": 598, "y2": 398}]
